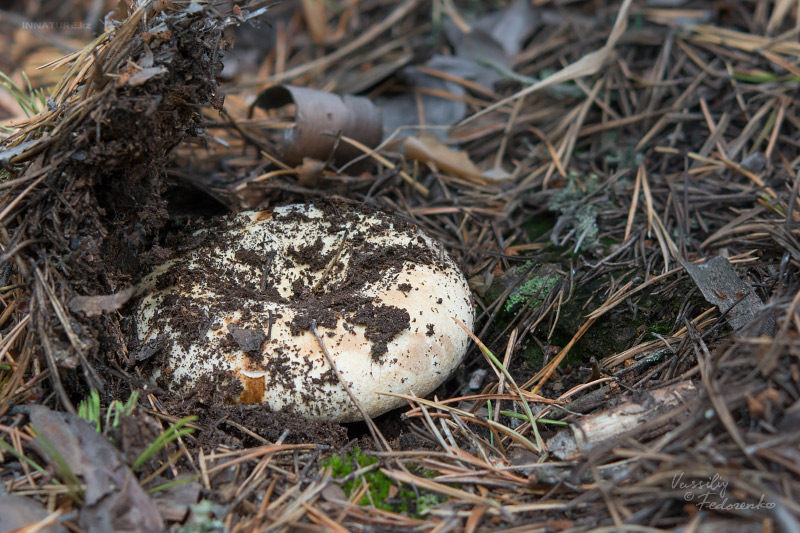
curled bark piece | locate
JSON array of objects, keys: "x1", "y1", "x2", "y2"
[{"x1": 251, "y1": 85, "x2": 382, "y2": 166}]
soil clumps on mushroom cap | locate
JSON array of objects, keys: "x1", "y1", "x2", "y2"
[{"x1": 134, "y1": 199, "x2": 474, "y2": 422}]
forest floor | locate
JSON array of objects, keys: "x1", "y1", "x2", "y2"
[{"x1": 0, "y1": 1, "x2": 799, "y2": 532}]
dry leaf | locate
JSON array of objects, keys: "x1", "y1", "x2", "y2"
[
  {"x1": 296, "y1": 157, "x2": 326, "y2": 187},
  {"x1": 69, "y1": 286, "x2": 135, "y2": 317},
  {"x1": 127, "y1": 66, "x2": 168, "y2": 87},
  {"x1": 29, "y1": 406, "x2": 165, "y2": 533},
  {"x1": 372, "y1": 0, "x2": 538, "y2": 141},
  {"x1": 681, "y1": 256, "x2": 774, "y2": 336},
  {"x1": 151, "y1": 478, "x2": 201, "y2": 522},
  {"x1": 745, "y1": 388, "x2": 782, "y2": 420},
  {"x1": 375, "y1": 60, "x2": 468, "y2": 140},
  {"x1": 0, "y1": 486, "x2": 67, "y2": 533},
  {"x1": 444, "y1": 0, "x2": 538, "y2": 89},
  {"x1": 403, "y1": 134, "x2": 484, "y2": 183},
  {"x1": 463, "y1": 0, "x2": 634, "y2": 124}
]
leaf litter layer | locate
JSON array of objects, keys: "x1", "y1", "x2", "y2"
[{"x1": 1, "y1": 0, "x2": 799, "y2": 531}]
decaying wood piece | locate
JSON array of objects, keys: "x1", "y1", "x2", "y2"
[{"x1": 547, "y1": 381, "x2": 698, "y2": 460}]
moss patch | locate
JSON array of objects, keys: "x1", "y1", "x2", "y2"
[
  {"x1": 323, "y1": 447, "x2": 447, "y2": 517},
  {"x1": 504, "y1": 273, "x2": 559, "y2": 313}
]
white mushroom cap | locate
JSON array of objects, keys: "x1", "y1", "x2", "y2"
[{"x1": 134, "y1": 202, "x2": 474, "y2": 422}]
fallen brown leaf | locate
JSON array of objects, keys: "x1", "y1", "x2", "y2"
[
  {"x1": 69, "y1": 286, "x2": 135, "y2": 317},
  {"x1": 29, "y1": 406, "x2": 164, "y2": 533}
]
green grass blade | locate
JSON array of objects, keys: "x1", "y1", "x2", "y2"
[
  {"x1": 146, "y1": 474, "x2": 200, "y2": 494},
  {"x1": 453, "y1": 318, "x2": 545, "y2": 452},
  {"x1": 30, "y1": 428, "x2": 83, "y2": 503},
  {"x1": 499, "y1": 410, "x2": 569, "y2": 426},
  {"x1": 133, "y1": 416, "x2": 197, "y2": 470},
  {"x1": 0, "y1": 438, "x2": 48, "y2": 475}
]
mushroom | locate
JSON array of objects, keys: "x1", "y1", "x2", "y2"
[{"x1": 134, "y1": 202, "x2": 474, "y2": 422}]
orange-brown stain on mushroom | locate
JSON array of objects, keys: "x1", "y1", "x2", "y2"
[
  {"x1": 238, "y1": 373, "x2": 266, "y2": 404},
  {"x1": 255, "y1": 211, "x2": 273, "y2": 222}
]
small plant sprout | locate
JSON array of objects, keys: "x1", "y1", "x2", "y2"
[
  {"x1": 454, "y1": 318, "x2": 545, "y2": 452},
  {"x1": 77, "y1": 389, "x2": 140, "y2": 434},
  {"x1": 323, "y1": 447, "x2": 447, "y2": 516},
  {"x1": 133, "y1": 415, "x2": 197, "y2": 470},
  {"x1": 75, "y1": 389, "x2": 195, "y2": 474},
  {"x1": 0, "y1": 70, "x2": 49, "y2": 126}
]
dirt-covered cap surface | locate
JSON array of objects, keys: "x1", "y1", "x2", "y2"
[{"x1": 134, "y1": 199, "x2": 474, "y2": 422}]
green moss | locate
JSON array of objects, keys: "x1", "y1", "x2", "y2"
[
  {"x1": 485, "y1": 260, "x2": 562, "y2": 316},
  {"x1": 572, "y1": 204, "x2": 599, "y2": 251},
  {"x1": 524, "y1": 343, "x2": 545, "y2": 369},
  {"x1": 600, "y1": 236, "x2": 620, "y2": 253},
  {"x1": 648, "y1": 322, "x2": 672, "y2": 335},
  {"x1": 324, "y1": 450, "x2": 355, "y2": 478},
  {"x1": 504, "y1": 274, "x2": 559, "y2": 312},
  {"x1": 549, "y1": 173, "x2": 602, "y2": 210},
  {"x1": 323, "y1": 447, "x2": 448, "y2": 517},
  {"x1": 604, "y1": 144, "x2": 644, "y2": 168},
  {"x1": 633, "y1": 313, "x2": 673, "y2": 336},
  {"x1": 415, "y1": 493, "x2": 442, "y2": 514},
  {"x1": 548, "y1": 174, "x2": 603, "y2": 253}
]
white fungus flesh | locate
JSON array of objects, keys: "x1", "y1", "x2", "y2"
[{"x1": 134, "y1": 202, "x2": 474, "y2": 422}]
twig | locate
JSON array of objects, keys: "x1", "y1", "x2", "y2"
[
  {"x1": 309, "y1": 320, "x2": 391, "y2": 452},
  {"x1": 312, "y1": 230, "x2": 349, "y2": 293}
]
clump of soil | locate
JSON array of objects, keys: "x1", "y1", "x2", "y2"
[
  {"x1": 19, "y1": 15, "x2": 226, "y2": 291},
  {"x1": 0, "y1": 3, "x2": 235, "y2": 410},
  {"x1": 170, "y1": 386, "x2": 350, "y2": 450}
]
